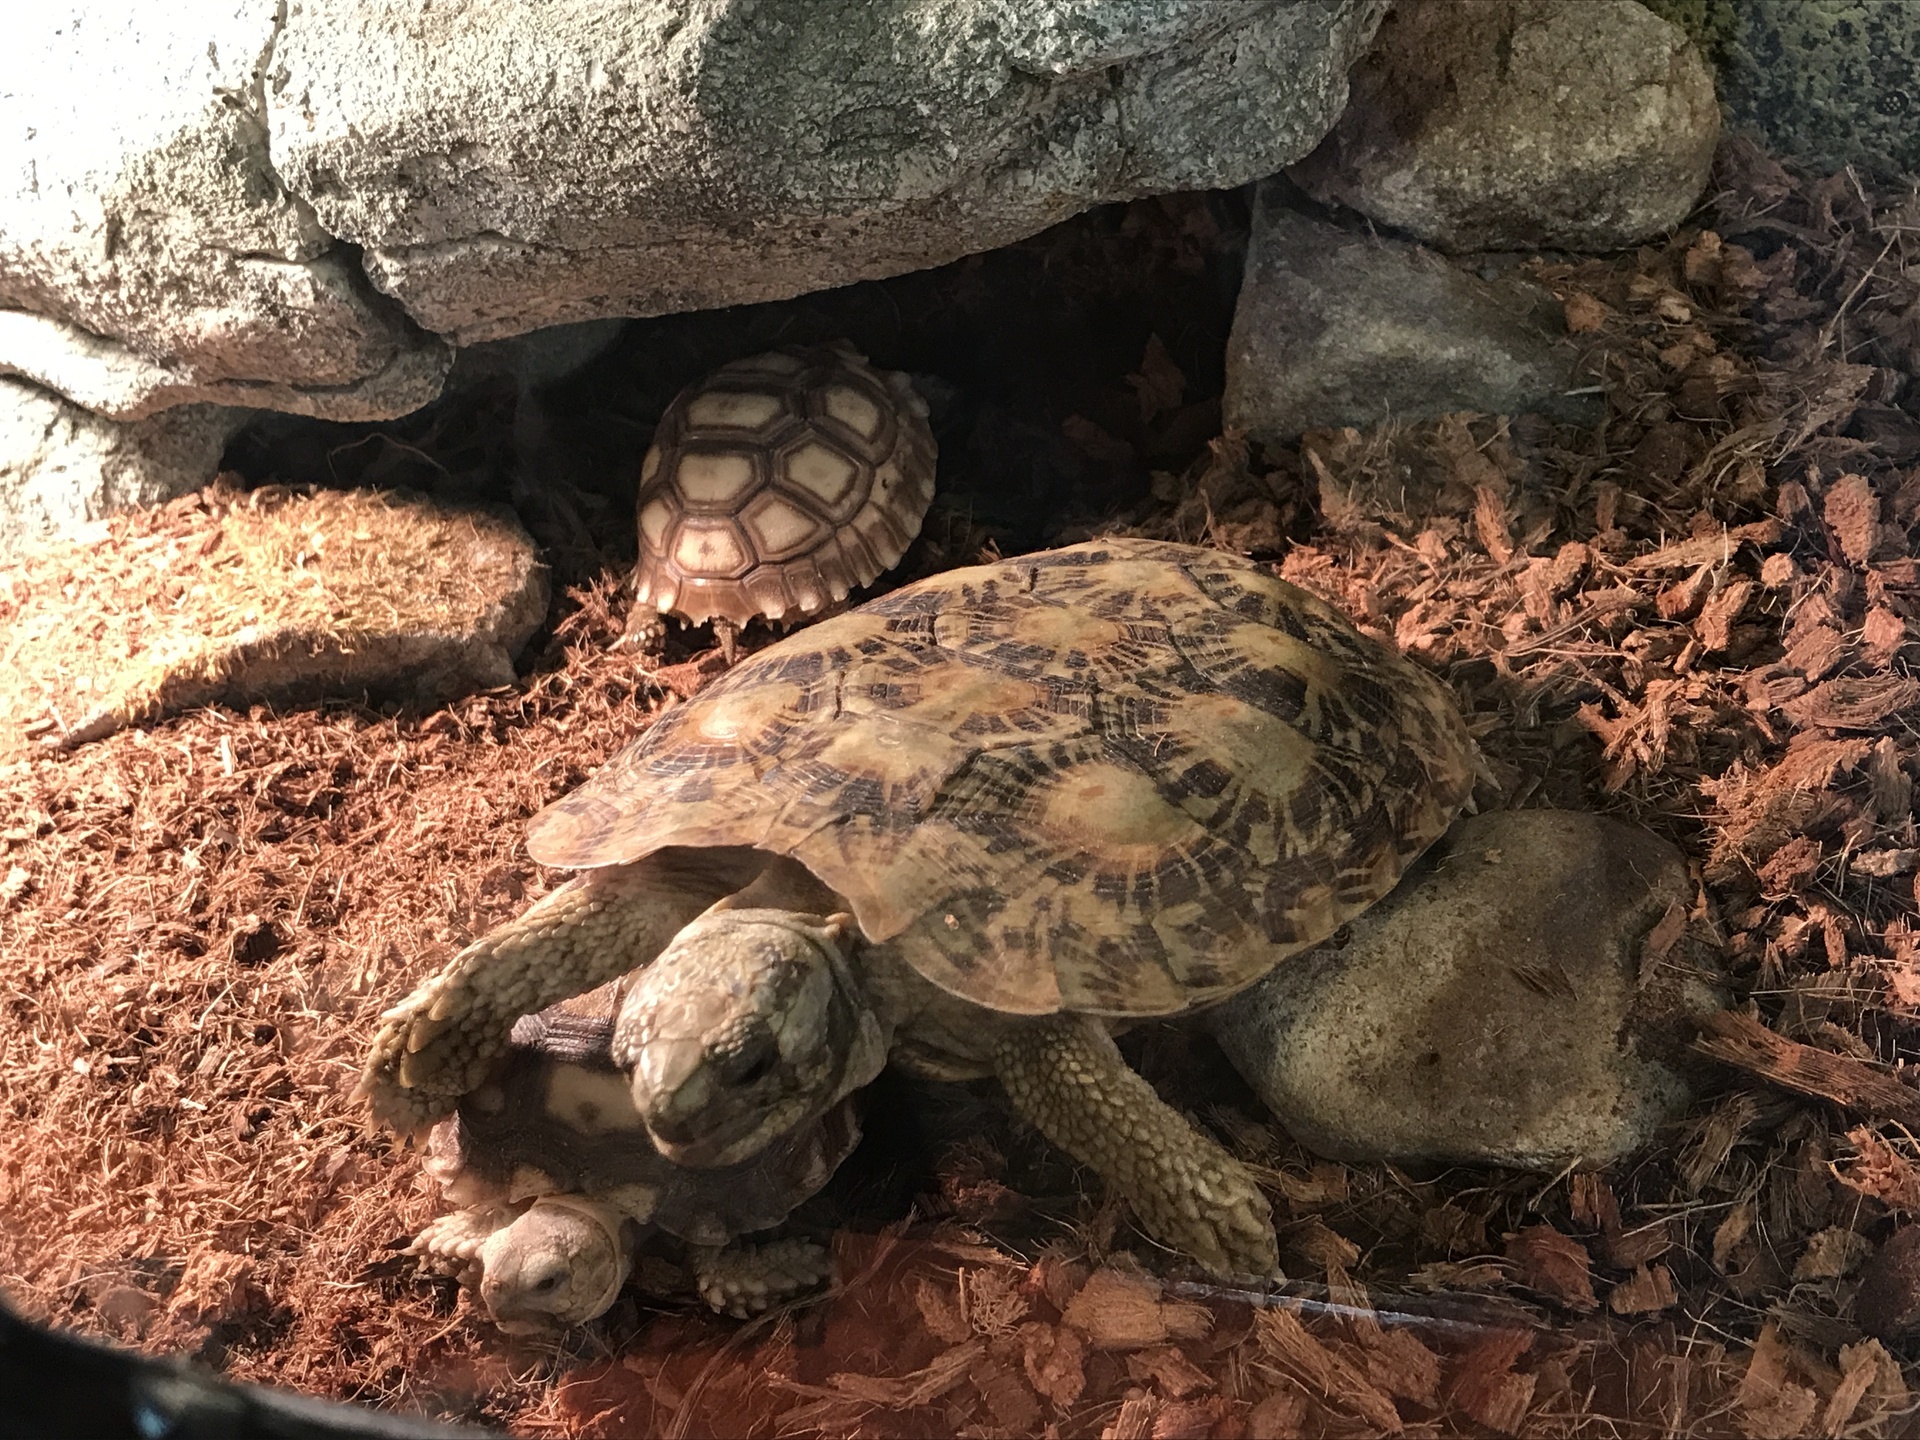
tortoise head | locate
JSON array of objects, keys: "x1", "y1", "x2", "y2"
[
  {"x1": 477, "y1": 1196, "x2": 630, "y2": 1331},
  {"x1": 611, "y1": 907, "x2": 887, "y2": 1169}
]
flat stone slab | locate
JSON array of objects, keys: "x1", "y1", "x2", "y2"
[
  {"x1": 0, "y1": 485, "x2": 548, "y2": 757},
  {"x1": 1207, "y1": 809, "x2": 1725, "y2": 1171}
]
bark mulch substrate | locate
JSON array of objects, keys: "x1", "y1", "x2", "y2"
[{"x1": 8, "y1": 144, "x2": 1920, "y2": 1436}]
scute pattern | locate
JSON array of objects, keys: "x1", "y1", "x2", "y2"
[
  {"x1": 633, "y1": 343, "x2": 937, "y2": 626},
  {"x1": 531, "y1": 539, "x2": 1478, "y2": 1018}
]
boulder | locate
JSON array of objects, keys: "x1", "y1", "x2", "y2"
[
  {"x1": 0, "y1": 5, "x2": 451, "y2": 422},
  {"x1": 1224, "y1": 188, "x2": 1598, "y2": 444},
  {"x1": 1207, "y1": 810, "x2": 1726, "y2": 1171},
  {"x1": 0, "y1": 1, "x2": 1388, "y2": 431},
  {"x1": 0, "y1": 380, "x2": 244, "y2": 548},
  {"x1": 270, "y1": 0, "x2": 1387, "y2": 345},
  {"x1": 1289, "y1": 0, "x2": 1720, "y2": 253},
  {"x1": 1720, "y1": 1, "x2": 1920, "y2": 180}
]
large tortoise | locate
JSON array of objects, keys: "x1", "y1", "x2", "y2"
[
  {"x1": 625, "y1": 342, "x2": 937, "y2": 654},
  {"x1": 409, "y1": 979, "x2": 855, "y2": 1328},
  {"x1": 364, "y1": 538, "x2": 1477, "y2": 1275}
]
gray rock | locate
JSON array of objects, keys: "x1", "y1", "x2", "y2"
[
  {"x1": 1720, "y1": 1, "x2": 1920, "y2": 180},
  {"x1": 0, "y1": 5, "x2": 451, "y2": 423},
  {"x1": 1207, "y1": 810, "x2": 1725, "y2": 1171},
  {"x1": 0, "y1": 380, "x2": 244, "y2": 549},
  {"x1": 269, "y1": 0, "x2": 1388, "y2": 345},
  {"x1": 1223, "y1": 189, "x2": 1598, "y2": 444},
  {"x1": 1, "y1": 2, "x2": 1387, "y2": 421},
  {"x1": 1289, "y1": 0, "x2": 1720, "y2": 253}
]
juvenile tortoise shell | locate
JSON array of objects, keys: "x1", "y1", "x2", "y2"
[
  {"x1": 634, "y1": 343, "x2": 937, "y2": 628},
  {"x1": 530, "y1": 538, "x2": 1477, "y2": 1018}
]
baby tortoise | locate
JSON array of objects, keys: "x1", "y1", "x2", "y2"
[
  {"x1": 408, "y1": 979, "x2": 854, "y2": 1328},
  {"x1": 625, "y1": 342, "x2": 936, "y2": 657},
  {"x1": 367, "y1": 538, "x2": 1478, "y2": 1277}
]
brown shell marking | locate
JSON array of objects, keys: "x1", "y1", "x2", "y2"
[
  {"x1": 529, "y1": 539, "x2": 1478, "y2": 1019},
  {"x1": 633, "y1": 344, "x2": 938, "y2": 627}
]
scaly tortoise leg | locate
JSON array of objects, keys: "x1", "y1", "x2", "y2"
[
  {"x1": 991, "y1": 1015, "x2": 1279, "y2": 1278},
  {"x1": 614, "y1": 594, "x2": 668, "y2": 657},
  {"x1": 689, "y1": 1238, "x2": 832, "y2": 1318},
  {"x1": 359, "y1": 850, "x2": 764, "y2": 1133}
]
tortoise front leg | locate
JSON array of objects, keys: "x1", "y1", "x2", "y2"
[
  {"x1": 991, "y1": 1015, "x2": 1279, "y2": 1278},
  {"x1": 360, "y1": 848, "x2": 765, "y2": 1132}
]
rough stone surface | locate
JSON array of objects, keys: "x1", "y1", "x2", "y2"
[
  {"x1": 1207, "y1": 810, "x2": 1726, "y2": 1171},
  {"x1": 0, "y1": 380, "x2": 244, "y2": 549},
  {"x1": 1721, "y1": 1, "x2": 1920, "y2": 180},
  {"x1": 270, "y1": 0, "x2": 1388, "y2": 345},
  {"x1": 1, "y1": 2, "x2": 1387, "y2": 423},
  {"x1": 0, "y1": 5, "x2": 452, "y2": 423},
  {"x1": 1289, "y1": 0, "x2": 1720, "y2": 253},
  {"x1": 1224, "y1": 188, "x2": 1598, "y2": 445}
]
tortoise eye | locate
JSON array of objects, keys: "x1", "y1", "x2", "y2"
[
  {"x1": 733, "y1": 1050, "x2": 775, "y2": 1086},
  {"x1": 707, "y1": 1017, "x2": 779, "y2": 1087}
]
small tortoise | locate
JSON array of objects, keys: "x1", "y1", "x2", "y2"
[
  {"x1": 409, "y1": 979, "x2": 855, "y2": 1329},
  {"x1": 365, "y1": 538, "x2": 1478, "y2": 1275},
  {"x1": 626, "y1": 342, "x2": 937, "y2": 654}
]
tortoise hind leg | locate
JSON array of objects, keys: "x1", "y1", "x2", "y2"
[
  {"x1": 689, "y1": 1238, "x2": 832, "y2": 1318},
  {"x1": 359, "y1": 847, "x2": 766, "y2": 1133},
  {"x1": 991, "y1": 1015, "x2": 1279, "y2": 1278}
]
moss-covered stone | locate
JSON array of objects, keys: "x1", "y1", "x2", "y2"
[{"x1": 1720, "y1": 0, "x2": 1920, "y2": 177}]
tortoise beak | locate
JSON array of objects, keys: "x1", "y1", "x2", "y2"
[
  {"x1": 629, "y1": 1035, "x2": 706, "y2": 1135},
  {"x1": 631, "y1": 1036, "x2": 795, "y2": 1168}
]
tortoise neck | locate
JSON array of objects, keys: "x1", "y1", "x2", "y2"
[{"x1": 714, "y1": 852, "x2": 845, "y2": 917}]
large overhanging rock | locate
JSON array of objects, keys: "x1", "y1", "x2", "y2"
[
  {"x1": 1, "y1": 1, "x2": 1386, "y2": 421},
  {"x1": 269, "y1": 0, "x2": 1389, "y2": 346},
  {"x1": 0, "y1": 5, "x2": 452, "y2": 423}
]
